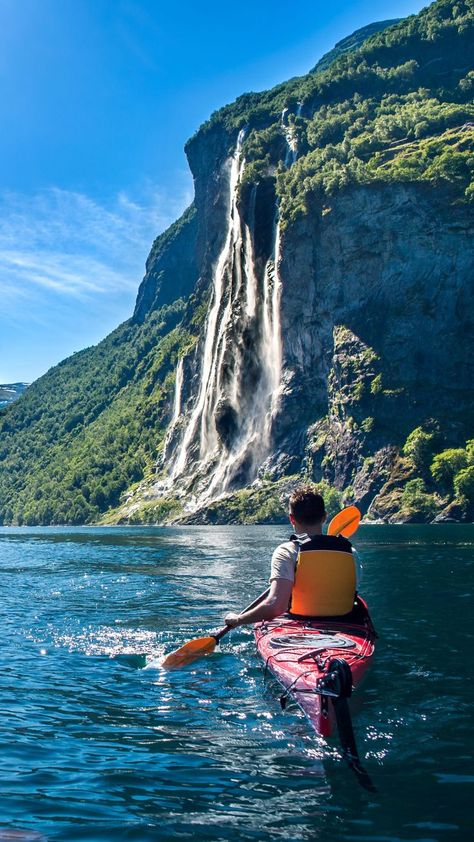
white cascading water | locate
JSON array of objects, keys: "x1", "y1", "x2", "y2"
[
  {"x1": 169, "y1": 129, "x2": 246, "y2": 484},
  {"x1": 171, "y1": 357, "x2": 184, "y2": 425},
  {"x1": 282, "y1": 102, "x2": 302, "y2": 167},
  {"x1": 165, "y1": 109, "x2": 301, "y2": 507}
]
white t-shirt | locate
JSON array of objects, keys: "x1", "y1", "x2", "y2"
[{"x1": 270, "y1": 537, "x2": 362, "y2": 586}]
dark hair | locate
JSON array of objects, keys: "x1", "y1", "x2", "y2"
[{"x1": 289, "y1": 485, "x2": 326, "y2": 525}]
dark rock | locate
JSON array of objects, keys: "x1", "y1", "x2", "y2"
[
  {"x1": 277, "y1": 183, "x2": 474, "y2": 497},
  {"x1": 352, "y1": 447, "x2": 398, "y2": 514},
  {"x1": 432, "y1": 499, "x2": 471, "y2": 523},
  {"x1": 367, "y1": 456, "x2": 416, "y2": 521},
  {"x1": 214, "y1": 400, "x2": 239, "y2": 449},
  {"x1": 133, "y1": 204, "x2": 199, "y2": 322}
]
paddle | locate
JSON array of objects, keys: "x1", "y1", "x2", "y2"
[
  {"x1": 327, "y1": 505, "x2": 361, "y2": 538},
  {"x1": 162, "y1": 505, "x2": 361, "y2": 669},
  {"x1": 161, "y1": 587, "x2": 271, "y2": 669}
]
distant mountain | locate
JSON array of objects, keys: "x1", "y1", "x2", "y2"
[
  {"x1": 0, "y1": 383, "x2": 28, "y2": 408},
  {"x1": 311, "y1": 19, "x2": 401, "y2": 73}
]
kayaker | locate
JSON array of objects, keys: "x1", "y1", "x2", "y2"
[{"x1": 224, "y1": 485, "x2": 360, "y2": 628}]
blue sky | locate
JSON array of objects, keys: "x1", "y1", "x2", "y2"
[{"x1": 0, "y1": 0, "x2": 427, "y2": 383}]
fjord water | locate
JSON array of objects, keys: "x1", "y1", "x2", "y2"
[{"x1": 0, "y1": 525, "x2": 472, "y2": 842}]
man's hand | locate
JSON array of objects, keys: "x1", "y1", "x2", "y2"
[{"x1": 224, "y1": 612, "x2": 240, "y2": 628}]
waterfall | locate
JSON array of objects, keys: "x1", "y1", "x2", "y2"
[
  {"x1": 165, "y1": 107, "x2": 302, "y2": 508},
  {"x1": 169, "y1": 129, "x2": 246, "y2": 483},
  {"x1": 171, "y1": 357, "x2": 184, "y2": 425},
  {"x1": 282, "y1": 102, "x2": 302, "y2": 166}
]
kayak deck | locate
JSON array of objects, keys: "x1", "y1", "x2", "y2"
[{"x1": 254, "y1": 602, "x2": 375, "y2": 738}]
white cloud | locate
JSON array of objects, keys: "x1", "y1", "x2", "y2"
[
  {"x1": 0, "y1": 249, "x2": 135, "y2": 298},
  {"x1": 0, "y1": 178, "x2": 194, "y2": 381},
  {"x1": 0, "y1": 180, "x2": 193, "y2": 308}
]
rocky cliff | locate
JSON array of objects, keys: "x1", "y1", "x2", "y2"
[
  {"x1": 276, "y1": 182, "x2": 473, "y2": 514},
  {"x1": 121, "y1": 169, "x2": 473, "y2": 524},
  {"x1": 120, "y1": 0, "x2": 474, "y2": 524}
]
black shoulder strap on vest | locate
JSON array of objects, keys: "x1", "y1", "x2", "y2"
[
  {"x1": 289, "y1": 533, "x2": 352, "y2": 552},
  {"x1": 289, "y1": 532, "x2": 312, "y2": 548}
]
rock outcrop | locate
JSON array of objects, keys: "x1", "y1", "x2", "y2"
[{"x1": 274, "y1": 183, "x2": 473, "y2": 497}]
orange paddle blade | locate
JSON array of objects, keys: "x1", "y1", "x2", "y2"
[
  {"x1": 328, "y1": 505, "x2": 361, "y2": 537},
  {"x1": 162, "y1": 636, "x2": 217, "y2": 669}
]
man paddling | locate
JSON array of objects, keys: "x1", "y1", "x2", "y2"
[{"x1": 225, "y1": 485, "x2": 360, "y2": 628}]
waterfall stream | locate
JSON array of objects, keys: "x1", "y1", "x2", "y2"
[
  {"x1": 164, "y1": 110, "x2": 301, "y2": 509},
  {"x1": 282, "y1": 102, "x2": 302, "y2": 167},
  {"x1": 171, "y1": 357, "x2": 184, "y2": 426}
]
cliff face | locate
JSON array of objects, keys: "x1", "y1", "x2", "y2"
[
  {"x1": 134, "y1": 125, "x2": 236, "y2": 323},
  {"x1": 133, "y1": 204, "x2": 199, "y2": 321},
  {"x1": 275, "y1": 183, "x2": 473, "y2": 503},
  {"x1": 132, "y1": 118, "x2": 472, "y2": 522},
  {"x1": 124, "y1": 0, "x2": 474, "y2": 523}
]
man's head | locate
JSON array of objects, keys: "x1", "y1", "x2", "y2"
[{"x1": 288, "y1": 485, "x2": 326, "y2": 532}]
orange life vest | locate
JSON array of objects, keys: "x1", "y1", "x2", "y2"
[{"x1": 289, "y1": 533, "x2": 356, "y2": 617}]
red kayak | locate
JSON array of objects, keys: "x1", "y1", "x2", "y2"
[{"x1": 254, "y1": 596, "x2": 376, "y2": 740}]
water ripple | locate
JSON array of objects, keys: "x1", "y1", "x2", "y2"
[{"x1": 0, "y1": 524, "x2": 472, "y2": 840}]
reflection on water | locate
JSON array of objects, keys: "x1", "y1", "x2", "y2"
[{"x1": 0, "y1": 524, "x2": 472, "y2": 841}]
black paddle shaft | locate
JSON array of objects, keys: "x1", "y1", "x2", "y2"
[
  {"x1": 333, "y1": 696, "x2": 377, "y2": 793},
  {"x1": 213, "y1": 587, "x2": 271, "y2": 643}
]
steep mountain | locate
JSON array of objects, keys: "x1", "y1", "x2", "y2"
[
  {"x1": 311, "y1": 19, "x2": 402, "y2": 73},
  {"x1": 1, "y1": 0, "x2": 473, "y2": 526}
]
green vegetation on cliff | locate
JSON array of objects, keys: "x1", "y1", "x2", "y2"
[
  {"x1": 197, "y1": 0, "x2": 474, "y2": 218},
  {"x1": 0, "y1": 302, "x2": 195, "y2": 525},
  {"x1": 311, "y1": 20, "x2": 402, "y2": 73},
  {"x1": 171, "y1": 478, "x2": 344, "y2": 526},
  {"x1": 376, "y1": 428, "x2": 474, "y2": 522}
]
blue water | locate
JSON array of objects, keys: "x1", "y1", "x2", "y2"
[{"x1": 0, "y1": 524, "x2": 472, "y2": 841}]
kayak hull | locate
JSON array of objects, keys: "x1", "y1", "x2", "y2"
[{"x1": 254, "y1": 598, "x2": 375, "y2": 737}]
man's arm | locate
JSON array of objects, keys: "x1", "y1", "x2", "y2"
[{"x1": 224, "y1": 578, "x2": 293, "y2": 628}]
